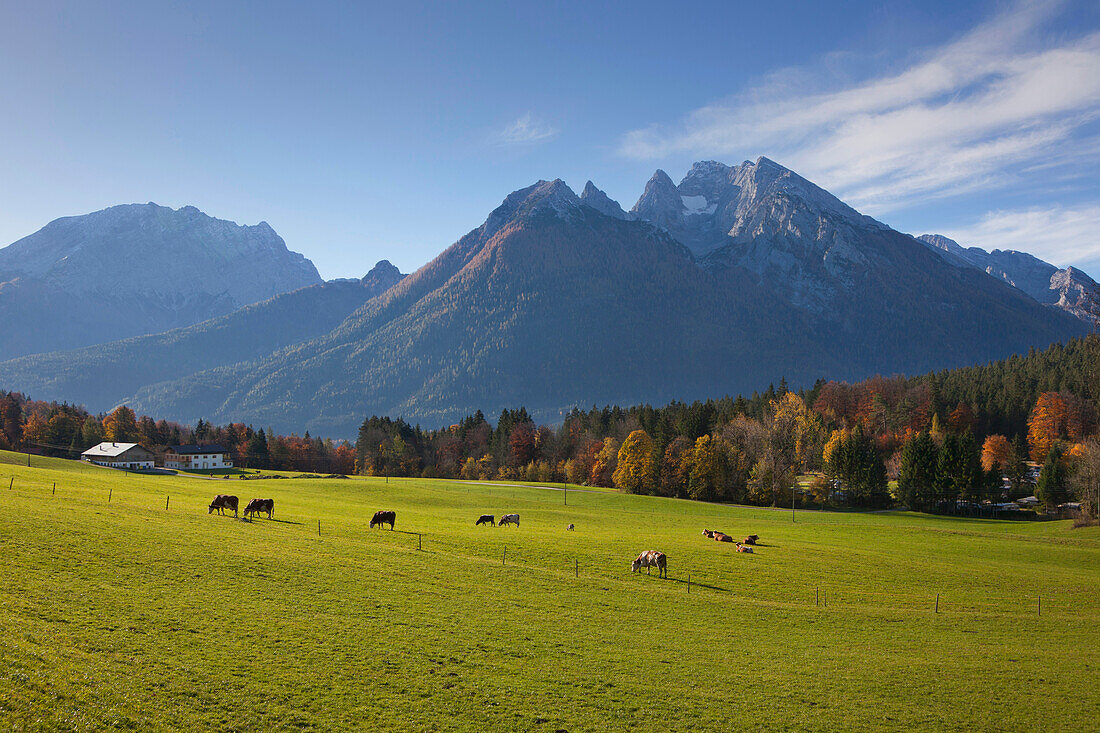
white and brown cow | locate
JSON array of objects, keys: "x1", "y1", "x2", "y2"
[
  {"x1": 498, "y1": 513, "x2": 520, "y2": 527},
  {"x1": 243, "y1": 498, "x2": 274, "y2": 520},
  {"x1": 631, "y1": 550, "x2": 668, "y2": 578},
  {"x1": 208, "y1": 494, "x2": 238, "y2": 517}
]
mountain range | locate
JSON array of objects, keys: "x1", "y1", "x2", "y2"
[
  {"x1": 0, "y1": 158, "x2": 1092, "y2": 436},
  {"x1": 0, "y1": 203, "x2": 321, "y2": 359}
]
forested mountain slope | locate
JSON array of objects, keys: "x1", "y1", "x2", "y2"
[{"x1": 0, "y1": 261, "x2": 403, "y2": 413}]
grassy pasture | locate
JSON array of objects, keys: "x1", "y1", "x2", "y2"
[{"x1": 1, "y1": 449, "x2": 1098, "y2": 731}]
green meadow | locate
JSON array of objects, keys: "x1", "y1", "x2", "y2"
[{"x1": 1, "y1": 449, "x2": 1097, "y2": 731}]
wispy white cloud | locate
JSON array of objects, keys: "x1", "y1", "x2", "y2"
[
  {"x1": 941, "y1": 204, "x2": 1100, "y2": 273},
  {"x1": 617, "y1": 0, "x2": 1100, "y2": 215},
  {"x1": 496, "y1": 113, "x2": 557, "y2": 145}
]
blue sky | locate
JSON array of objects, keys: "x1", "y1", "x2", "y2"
[{"x1": 1, "y1": 0, "x2": 1098, "y2": 279}]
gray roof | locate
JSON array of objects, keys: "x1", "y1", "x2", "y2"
[{"x1": 82, "y1": 442, "x2": 148, "y2": 458}]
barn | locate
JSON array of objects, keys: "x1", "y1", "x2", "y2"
[{"x1": 81, "y1": 442, "x2": 156, "y2": 470}]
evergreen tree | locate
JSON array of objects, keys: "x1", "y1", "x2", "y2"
[
  {"x1": 897, "y1": 431, "x2": 938, "y2": 511},
  {"x1": 1036, "y1": 444, "x2": 1070, "y2": 508}
]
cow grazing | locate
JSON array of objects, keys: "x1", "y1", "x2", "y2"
[
  {"x1": 736, "y1": 543, "x2": 754, "y2": 554},
  {"x1": 631, "y1": 550, "x2": 668, "y2": 578},
  {"x1": 476, "y1": 514, "x2": 495, "y2": 526},
  {"x1": 243, "y1": 498, "x2": 274, "y2": 520},
  {"x1": 208, "y1": 495, "x2": 239, "y2": 517},
  {"x1": 713, "y1": 532, "x2": 734, "y2": 543},
  {"x1": 567, "y1": 523, "x2": 575, "y2": 531},
  {"x1": 370, "y1": 510, "x2": 396, "y2": 530},
  {"x1": 498, "y1": 513, "x2": 520, "y2": 527}
]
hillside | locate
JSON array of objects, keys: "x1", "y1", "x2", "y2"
[
  {"x1": 125, "y1": 180, "x2": 821, "y2": 433},
  {"x1": 2, "y1": 452, "x2": 1097, "y2": 730},
  {"x1": 124, "y1": 167, "x2": 1082, "y2": 436},
  {"x1": 0, "y1": 261, "x2": 404, "y2": 413},
  {"x1": 0, "y1": 203, "x2": 322, "y2": 359}
]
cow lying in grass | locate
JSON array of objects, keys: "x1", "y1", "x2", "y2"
[
  {"x1": 631, "y1": 550, "x2": 667, "y2": 578},
  {"x1": 243, "y1": 498, "x2": 274, "y2": 520},
  {"x1": 703, "y1": 529, "x2": 734, "y2": 542},
  {"x1": 370, "y1": 510, "x2": 396, "y2": 529},
  {"x1": 475, "y1": 514, "x2": 495, "y2": 526},
  {"x1": 208, "y1": 494, "x2": 238, "y2": 517},
  {"x1": 743, "y1": 535, "x2": 758, "y2": 545},
  {"x1": 736, "y1": 543, "x2": 754, "y2": 554},
  {"x1": 498, "y1": 513, "x2": 519, "y2": 527}
]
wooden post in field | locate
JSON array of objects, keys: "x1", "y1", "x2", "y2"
[
  {"x1": 27, "y1": 453, "x2": 30, "y2": 467},
  {"x1": 935, "y1": 594, "x2": 939, "y2": 613},
  {"x1": 687, "y1": 573, "x2": 690, "y2": 593},
  {"x1": 1038, "y1": 594, "x2": 1041, "y2": 617},
  {"x1": 816, "y1": 587, "x2": 819, "y2": 607},
  {"x1": 503, "y1": 546, "x2": 506, "y2": 566},
  {"x1": 318, "y1": 520, "x2": 321, "y2": 536},
  {"x1": 824, "y1": 590, "x2": 827, "y2": 607},
  {"x1": 166, "y1": 496, "x2": 170, "y2": 511},
  {"x1": 109, "y1": 489, "x2": 112, "y2": 503},
  {"x1": 52, "y1": 483, "x2": 55, "y2": 496},
  {"x1": 8, "y1": 477, "x2": 12, "y2": 490}
]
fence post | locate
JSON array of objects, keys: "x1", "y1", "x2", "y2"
[
  {"x1": 318, "y1": 520, "x2": 321, "y2": 536},
  {"x1": 816, "y1": 587, "x2": 819, "y2": 607},
  {"x1": 687, "y1": 574, "x2": 690, "y2": 593},
  {"x1": 1038, "y1": 594, "x2": 1041, "y2": 617},
  {"x1": 166, "y1": 496, "x2": 170, "y2": 511},
  {"x1": 8, "y1": 477, "x2": 12, "y2": 490},
  {"x1": 52, "y1": 483, "x2": 55, "y2": 496},
  {"x1": 935, "y1": 594, "x2": 939, "y2": 613},
  {"x1": 109, "y1": 488, "x2": 112, "y2": 503}
]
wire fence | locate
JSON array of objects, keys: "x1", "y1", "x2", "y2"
[{"x1": 2, "y1": 464, "x2": 1095, "y2": 620}]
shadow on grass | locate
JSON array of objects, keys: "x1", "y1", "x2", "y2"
[{"x1": 660, "y1": 572, "x2": 730, "y2": 589}]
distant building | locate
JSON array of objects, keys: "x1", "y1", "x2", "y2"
[
  {"x1": 165, "y1": 444, "x2": 233, "y2": 470},
  {"x1": 81, "y1": 442, "x2": 155, "y2": 470}
]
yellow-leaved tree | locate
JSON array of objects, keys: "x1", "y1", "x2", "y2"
[{"x1": 613, "y1": 430, "x2": 657, "y2": 494}]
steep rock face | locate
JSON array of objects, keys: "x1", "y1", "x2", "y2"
[
  {"x1": 631, "y1": 157, "x2": 884, "y2": 258},
  {"x1": 0, "y1": 260, "x2": 403, "y2": 412},
  {"x1": 916, "y1": 234, "x2": 1098, "y2": 322},
  {"x1": 0, "y1": 203, "x2": 321, "y2": 358}
]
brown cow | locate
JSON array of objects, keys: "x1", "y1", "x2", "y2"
[
  {"x1": 713, "y1": 532, "x2": 734, "y2": 543},
  {"x1": 736, "y1": 542, "x2": 754, "y2": 554},
  {"x1": 208, "y1": 494, "x2": 238, "y2": 517},
  {"x1": 370, "y1": 510, "x2": 396, "y2": 530},
  {"x1": 702, "y1": 529, "x2": 716, "y2": 538},
  {"x1": 243, "y1": 498, "x2": 274, "y2": 519},
  {"x1": 743, "y1": 535, "x2": 757, "y2": 545}
]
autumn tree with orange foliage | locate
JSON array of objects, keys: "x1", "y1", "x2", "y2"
[
  {"x1": 980, "y1": 434, "x2": 1012, "y2": 473},
  {"x1": 1027, "y1": 392, "x2": 1083, "y2": 461}
]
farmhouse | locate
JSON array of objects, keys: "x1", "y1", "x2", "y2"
[
  {"x1": 81, "y1": 442, "x2": 155, "y2": 470},
  {"x1": 165, "y1": 444, "x2": 233, "y2": 470}
]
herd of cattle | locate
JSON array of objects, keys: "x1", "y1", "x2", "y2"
[{"x1": 208, "y1": 494, "x2": 760, "y2": 578}]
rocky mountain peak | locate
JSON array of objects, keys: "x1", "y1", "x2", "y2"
[
  {"x1": 580, "y1": 181, "x2": 629, "y2": 220},
  {"x1": 361, "y1": 259, "x2": 405, "y2": 292}
]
